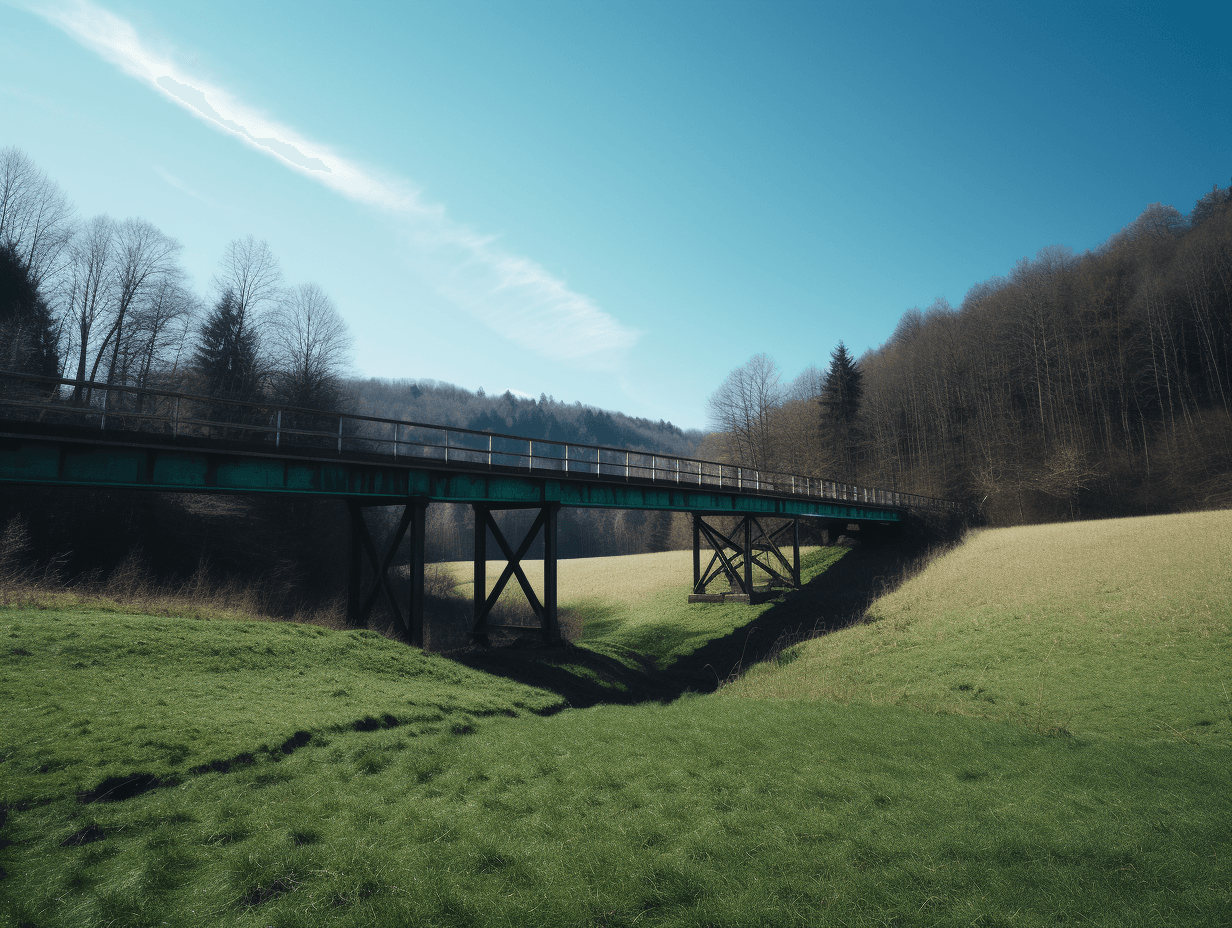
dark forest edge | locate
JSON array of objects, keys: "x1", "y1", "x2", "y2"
[{"x1": 704, "y1": 186, "x2": 1232, "y2": 525}]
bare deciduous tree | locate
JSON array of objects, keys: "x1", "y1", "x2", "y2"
[
  {"x1": 86, "y1": 218, "x2": 183, "y2": 388},
  {"x1": 706, "y1": 353, "x2": 782, "y2": 471},
  {"x1": 0, "y1": 147, "x2": 76, "y2": 291},
  {"x1": 63, "y1": 215, "x2": 117, "y2": 402},
  {"x1": 126, "y1": 276, "x2": 200, "y2": 395},
  {"x1": 268, "y1": 282, "x2": 353, "y2": 410},
  {"x1": 212, "y1": 235, "x2": 283, "y2": 340}
]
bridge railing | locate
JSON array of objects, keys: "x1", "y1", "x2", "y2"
[{"x1": 0, "y1": 371, "x2": 960, "y2": 512}]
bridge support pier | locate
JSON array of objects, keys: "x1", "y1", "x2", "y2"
[
  {"x1": 347, "y1": 498, "x2": 428, "y2": 646},
  {"x1": 471, "y1": 503, "x2": 560, "y2": 645},
  {"x1": 688, "y1": 514, "x2": 800, "y2": 604}
]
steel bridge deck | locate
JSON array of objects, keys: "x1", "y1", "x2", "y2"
[{"x1": 0, "y1": 419, "x2": 903, "y2": 523}]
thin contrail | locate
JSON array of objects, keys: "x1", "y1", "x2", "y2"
[{"x1": 26, "y1": 0, "x2": 639, "y2": 367}]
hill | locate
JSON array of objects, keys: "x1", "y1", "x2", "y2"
[
  {"x1": 725, "y1": 510, "x2": 1232, "y2": 742},
  {"x1": 348, "y1": 377, "x2": 704, "y2": 457}
]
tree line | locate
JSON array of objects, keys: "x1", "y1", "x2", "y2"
[
  {"x1": 0, "y1": 147, "x2": 703, "y2": 579},
  {"x1": 0, "y1": 147, "x2": 355, "y2": 418},
  {"x1": 0, "y1": 146, "x2": 703, "y2": 457},
  {"x1": 706, "y1": 185, "x2": 1232, "y2": 524}
]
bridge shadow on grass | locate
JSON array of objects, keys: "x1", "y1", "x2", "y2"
[
  {"x1": 447, "y1": 609, "x2": 683, "y2": 709},
  {"x1": 448, "y1": 539, "x2": 932, "y2": 709}
]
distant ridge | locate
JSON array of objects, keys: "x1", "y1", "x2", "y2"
[{"x1": 348, "y1": 377, "x2": 704, "y2": 458}]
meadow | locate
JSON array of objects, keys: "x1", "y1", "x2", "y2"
[
  {"x1": 2, "y1": 512, "x2": 1229, "y2": 926},
  {"x1": 726, "y1": 511, "x2": 1232, "y2": 742},
  {"x1": 441, "y1": 546, "x2": 841, "y2": 667}
]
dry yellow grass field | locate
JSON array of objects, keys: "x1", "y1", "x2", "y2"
[
  {"x1": 726, "y1": 510, "x2": 1232, "y2": 742},
  {"x1": 873, "y1": 509, "x2": 1232, "y2": 620},
  {"x1": 441, "y1": 547, "x2": 820, "y2": 606},
  {"x1": 441, "y1": 549, "x2": 700, "y2": 607}
]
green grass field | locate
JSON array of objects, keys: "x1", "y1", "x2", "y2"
[
  {"x1": 444, "y1": 546, "x2": 840, "y2": 668},
  {"x1": 2, "y1": 513, "x2": 1230, "y2": 926}
]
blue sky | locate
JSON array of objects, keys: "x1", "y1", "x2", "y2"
[{"x1": 2, "y1": 0, "x2": 1229, "y2": 430}]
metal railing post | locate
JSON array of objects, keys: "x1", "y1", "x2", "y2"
[
  {"x1": 173, "y1": 396, "x2": 180, "y2": 438},
  {"x1": 276, "y1": 410, "x2": 282, "y2": 448},
  {"x1": 488, "y1": 434, "x2": 493, "y2": 468},
  {"x1": 393, "y1": 422, "x2": 399, "y2": 458},
  {"x1": 444, "y1": 429, "x2": 449, "y2": 464},
  {"x1": 565, "y1": 443, "x2": 569, "y2": 473},
  {"x1": 529, "y1": 440, "x2": 533, "y2": 470},
  {"x1": 337, "y1": 416, "x2": 343, "y2": 453},
  {"x1": 651, "y1": 455, "x2": 656, "y2": 481},
  {"x1": 625, "y1": 450, "x2": 630, "y2": 480},
  {"x1": 676, "y1": 458, "x2": 680, "y2": 482}
]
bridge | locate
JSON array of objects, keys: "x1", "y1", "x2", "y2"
[{"x1": 0, "y1": 372, "x2": 958, "y2": 647}]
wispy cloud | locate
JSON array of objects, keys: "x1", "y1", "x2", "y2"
[
  {"x1": 28, "y1": 0, "x2": 639, "y2": 367},
  {"x1": 154, "y1": 165, "x2": 211, "y2": 205}
]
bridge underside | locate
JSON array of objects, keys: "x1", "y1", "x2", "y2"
[
  {"x1": 0, "y1": 424, "x2": 904, "y2": 648},
  {"x1": 688, "y1": 514, "x2": 802, "y2": 605}
]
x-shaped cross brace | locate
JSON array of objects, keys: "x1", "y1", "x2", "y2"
[
  {"x1": 347, "y1": 499, "x2": 427, "y2": 645},
  {"x1": 472, "y1": 503, "x2": 560, "y2": 644},
  {"x1": 693, "y1": 514, "x2": 800, "y2": 595}
]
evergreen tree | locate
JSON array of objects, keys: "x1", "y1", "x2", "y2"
[
  {"x1": 194, "y1": 288, "x2": 263, "y2": 411},
  {"x1": 819, "y1": 341, "x2": 863, "y2": 482},
  {"x1": 0, "y1": 240, "x2": 59, "y2": 379}
]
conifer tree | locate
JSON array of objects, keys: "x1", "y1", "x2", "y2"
[
  {"x1": 819, "y1": 340, "x2": 863, "y2": 482},
  {"x1": 0, "y1": 240, "x2": 58, "y2": 378},
  {"x1": 194, "y1": 288, "x2": 263, "y2": 409}
]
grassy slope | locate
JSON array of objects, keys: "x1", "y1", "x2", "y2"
[
  {"x1": 725, "y1": 511, "x2": 1232, "y2": 743},
  {"x1": 0, "y1": 608, "x2": 562, "y2": 805},
  {"x1": 3, "y1": 518, "x2": 1231, "y2": 926}
]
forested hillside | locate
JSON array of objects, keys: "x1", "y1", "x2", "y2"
[
  {"x1": 349, "y1": 377, "x2": 701, "y2": 457},
  {"x1": 706, "y1": 184, "x2": 1232, "y2": 524}
]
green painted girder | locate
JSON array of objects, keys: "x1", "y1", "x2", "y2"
[
  {"x1": 0, "y1": 436, "x2": 411, "y2": 499},
  {"x1": 539, "y1": 478, "x2": 899, "y2": 521},
  {"x1": 0, "y1": 433, "x2": 901, "y2": 522}
]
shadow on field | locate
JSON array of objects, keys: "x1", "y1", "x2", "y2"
[{"x1": 449, "y1": 537, "x2": 937, "y2": 709}]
